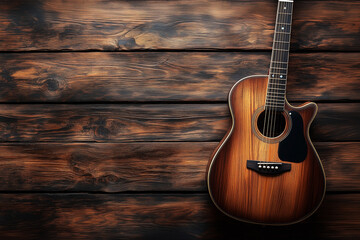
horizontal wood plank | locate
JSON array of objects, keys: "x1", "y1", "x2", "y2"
[
  {"x1": 0, "y1": 103, "x2": 358, "y2": 142},
  {"x1": 1, "y1": 52, "x2": 359, "y2": 102},
  {"x1": 0, "y1": 193, "x2": 359, "y2": 239},
  {"x1": 0, "y1": 0, "x2": 359, "y2": 51},
  {"x1": 0, "y1": 142, "x2": 358, "y2": 192}
]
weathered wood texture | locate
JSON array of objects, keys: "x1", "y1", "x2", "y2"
[
  {"x1": 0, "y1": 0, "x2": 359, "y2": 237},
  {"x1": 0, "y1": 142, "x2": 358, "y2": 192},
  {"x1": 0, "y1": 103, "x2": 358, "y2": 142},
  {"x1": 1, "y1": 52, "x2": 359, "y2": 102},
  {"x1": 0, "y1": 193, "x2": 359, "y2": 239},
  {"x1": 0, "y1": 0, "x2": 359, "y2": 51}
]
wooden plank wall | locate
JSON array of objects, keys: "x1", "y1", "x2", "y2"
[{"x1": 0, "y1": 0, "x2": 359, "y2": 239}]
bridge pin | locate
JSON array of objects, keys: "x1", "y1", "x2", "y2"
[{"x1": 275, "y1": 166, "x2": 279, "y2": 169}]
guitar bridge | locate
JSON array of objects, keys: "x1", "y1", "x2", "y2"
[{"x1": 247, "y1": 160, "x2": 291, "y2": 175}]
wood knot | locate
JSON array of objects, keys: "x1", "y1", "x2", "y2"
[{"x1": 36, "y1": 75, "x2": 68, "y2": 99}]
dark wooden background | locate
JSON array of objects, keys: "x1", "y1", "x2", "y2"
[{"x1": 0, "y1": 0, "x2": 359, "y2": 239}]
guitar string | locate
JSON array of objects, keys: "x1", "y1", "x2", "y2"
[
  {"x1": 269, "y1": 4, "x2": 280, "y2": 139},
  {"x1": 264, "y1": 1, "x2": 291, "y2": 143},
  {"x1": 268, "y1": 0, "x2": 283, "y2": 140},
  {"x1": 269, "y1": 2, "x2": 282, "y2": 140},
  {"x1": 272, "y1": 1, "x2": 287, "y2": 138},
  {"x1": 264, "y1": 0, "x2": 281, "y2": 142},
  {"x1": 274, "y1": 1, "x2": 292, "y2": 138},
  {"x1": 273, "y1": 1, "x2": 289, "y2": 138},
  {"x1": 271, "y1": 1, "x2": 291, "y2": 139}
]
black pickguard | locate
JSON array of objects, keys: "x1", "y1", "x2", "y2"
[{"x1": 278, "y1": 111, "x2": 307, "y2": 163}]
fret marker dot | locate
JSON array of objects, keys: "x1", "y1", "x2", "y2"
[
  {"x1": 281, "y1": 26, "x2": 284, "y2": 30},
  {"x1": 284, "y1": 7, "x2": 286, "y2": 10},
  {"x1": 280, "y1": 75, "x2": 283, "y2": 78},
  {"x1": 272, "y1": 74, "x2": 274, "y2": 77}
]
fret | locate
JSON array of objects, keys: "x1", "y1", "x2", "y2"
[
  {"x1": 271, "y1": 61, "x2": 288, "y2": 65},
  {"x1": 271, "y1": 61, "x2": 288, "y2": 64},
  {"x1": 273, "y1": 55, "x2": 289, "y2": 63},
  {"x1": 277, "y1": 21, "x2": 292, "y2": 25},
  {"x1": 269, "y1": 72, "x2": 287, "y2": 76},
  {"x1": 269, "y1": 70, "x2": 287, "y2": 75},
  {"x1": 273, "y1": 42, "x2": 290, "y2": 50},
  {"x1": 267, "y1": 98, "x2": 285, "y2": 102},
  {"x1": 267, "y1": 91, "x2": 286, "y2": 95},
  {"x1": 269, "y1": 77, "x2": 287, "y2": 80},
  {"x1": 266, "y1": 103, "x2": 285, "y2": 106},
  {"x1": 269, "y1": 72, "x2": 288, "y2": 75},
  {"x1": 267, "y1": 96, "x2": 285, "y2": 99},
  {"x1": 269, "y1": 83, "x2": 287, "y2": 87},
  {"x1": 270, "y1": 66, "x2": 287, "y2": 71},
  {"x1": 268, "y1": 87, "x2": 286, "y2": 93},
  {"x1": 268, "y1": 83, "x2": 286, "y2": 85},
  {"x1": 267, "y1": 92, "x2": 285, "y2": 96},
  {"x1": 266, "y1": 100, "x2": 285, "y2": 104},
  {"x1": 265, "y1": 0, "x2": 293, "y2": 108},
  {"x1": 267, "y1": 87, "x2": 286, "y2": 91},
  {"x1": 269, "y1": 80, "x2": 287, "y2": 84},
  {"x1": 270, "y1": 67, "x2": 287, "y2": 71},
  {"x1": 270, "y1": 63, "x2": 287, "y2": 69},
  {"x1": 274, "y1": 33, "x2": 290, "y2": 42},
  {"x1": 268, "y1": 87, "x2": 285, "y2": 90},
  {"x1": 272, "y1": 52, "x2": 289, "y2": 61},
  {"x1": 270, "y1": 67, "x2": 287, "y2": 70},
  {"x1": 266, "y1": 101, "x2": 284, "y2": 104},
  {"x1": 274, "y1": 32, "x2": 291, "y2": 35},
  {"x1": 266, "y1": 97, "x2": 285, "y2": 100},
  {"x1": 267, "y1": 90, "x2": 285, "y2": 93},
  {"x1": 273, "y1": 47, "x2": 289, "y2": 52},
  {"x1": 267, "y1": 94, "x2": 285, "y2": 98},
  {"x1": 273, "y1": 48, "x2": 289, "y2": 51},
  {"x1": 268, "y1": 83, "x2": 286, "y2": 87},
  {"x1": 267, "y1": 89, "x2": 286, "y2": 93},
  {"x1": 267, "y1": 97, "x2": 285, "y2": 99}
]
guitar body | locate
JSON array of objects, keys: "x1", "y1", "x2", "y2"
[{"x1": 207, "y1": 75, "x2": 326, "y2": 225}]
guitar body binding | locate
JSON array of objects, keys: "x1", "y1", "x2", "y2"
[{"x1": 206, "y1": 75, "x2": 326, "y2": 225}]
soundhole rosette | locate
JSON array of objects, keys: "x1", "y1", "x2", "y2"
[{"x1": 251, "y1": 106, "x2": 292, "y2": 143}]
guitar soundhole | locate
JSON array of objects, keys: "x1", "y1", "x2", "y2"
[{"x1": 257, "y1": 109, "x2": 286, "y2": 138}]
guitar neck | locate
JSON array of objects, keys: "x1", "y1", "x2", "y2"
[{"x1": 266, "y1": 0, "x2": 294, "y2": 110}]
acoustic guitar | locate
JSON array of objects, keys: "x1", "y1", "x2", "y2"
[{"x1": 206, "y1": 0, "x2": 326, "y2": 225}]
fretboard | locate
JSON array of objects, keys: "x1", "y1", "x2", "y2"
[{"x1": 266, "y1": 0, "x2": 294, "y2": 110}]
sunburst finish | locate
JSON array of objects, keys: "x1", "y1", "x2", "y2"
[{"x1": 207, "y1": 75, "x2": 326, "y2": 225}]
